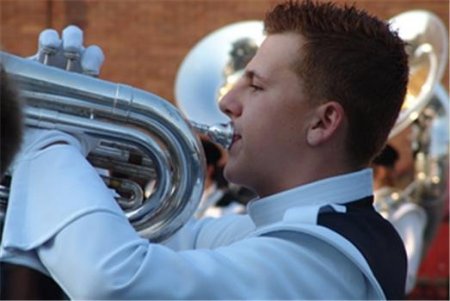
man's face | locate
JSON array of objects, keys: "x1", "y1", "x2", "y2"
[{"x1": 219, "y1": 33, "x2": 316, "y2": 196}]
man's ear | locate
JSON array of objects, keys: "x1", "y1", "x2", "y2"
[{"x1": 306, "y1": 101, "x2": 345, "y2": 146}]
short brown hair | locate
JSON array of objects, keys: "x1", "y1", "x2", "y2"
[
  {"x1": 264, "y1": 0, "x2": 409, "y2": 166},
  {"x1": 1, "y1": 66, "x2": 23, "y2": 177}
]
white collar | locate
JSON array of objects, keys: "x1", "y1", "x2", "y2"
[{"x1": 247, "y1": 168, "x2": 374, "y2": 227}]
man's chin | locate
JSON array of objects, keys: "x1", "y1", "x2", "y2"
[
  {"x1": 223, "y1": 163, "x2": 241, "y2": 185},
  {"x1": 223, "y1": 163, "x2": 252, "y2": 190}
]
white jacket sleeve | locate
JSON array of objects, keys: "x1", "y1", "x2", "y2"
[
  {"x1": 0, "y1": 129, "x2": 105, "y2": 274},
  {"x1": 1, "y1": 130, "x2": 371, "y2": 299},
  {"x1": 36, "y1": 211, "x2": 368, "y2": 299}
]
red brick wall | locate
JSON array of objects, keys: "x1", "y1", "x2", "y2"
[{"x1": 1, "y1": 0, "x2": 449, "y2": 103}]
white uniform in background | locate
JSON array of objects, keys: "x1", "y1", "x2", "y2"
[
  {"x1": 374, "y1": 187, "x2": 427, "y2": 294},
  {"x1": 195, "y1": 183, "x2": 246, "y2": 218}
]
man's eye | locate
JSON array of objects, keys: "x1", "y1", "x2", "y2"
[{"x1": 250, "y1": 84, "x2": 263, "y2": 91}]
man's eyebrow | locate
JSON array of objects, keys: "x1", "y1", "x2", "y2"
[{"x1": 244, "y1": 69, "x2": 268, "y2": 83}]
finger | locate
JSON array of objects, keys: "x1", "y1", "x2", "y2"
[
  {"x1": 17, "y1": 128, "x2": 84, "y2": 161},
  {"x1": 71, "y1": 132, "x2": 99, "y2": 156},
  {"x1": 81, "y1": 45, "x2": 105, "y2": 77}
]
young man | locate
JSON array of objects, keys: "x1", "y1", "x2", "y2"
[{"x1": 0, "y1": 0, "x2": 409, "y2": 299}]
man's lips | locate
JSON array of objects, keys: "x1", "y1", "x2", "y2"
[{"x1": 231, "y1": 133, "x2": 242, "y2": 148}]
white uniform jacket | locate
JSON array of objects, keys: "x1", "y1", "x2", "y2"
[{"x1": 0, "y1": 130, "x2": 406, "y2": 299}]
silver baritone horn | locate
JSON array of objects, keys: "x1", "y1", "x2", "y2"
[{"x1": 0, "y1": 51, "x2": 234, "y2": 242}]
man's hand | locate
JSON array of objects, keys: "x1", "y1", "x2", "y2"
[{"x1": 28, "y1": 25, "x2": 105, "y2": 77}]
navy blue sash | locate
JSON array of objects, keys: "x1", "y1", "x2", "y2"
[{"x1": 318, "y1": 196, "x2": 407, "y2": 300}]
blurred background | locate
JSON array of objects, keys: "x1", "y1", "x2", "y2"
[
  {"x1": 1, "y1": 0, "x2": 449, "y2": 300},
  {"x1": 1, "y1": 0, "x2": 448, "y2": 101}
]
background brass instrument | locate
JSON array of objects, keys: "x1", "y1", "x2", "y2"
[
  {"x1": 175, "y1": 21, "x2": 264, "y2": 126},
  {"x1": 0, "y1": 51, "x2": 233, "y2": 242},
  {"x1": 388, "y1": 10, "x2": 448, "y2": 251}
]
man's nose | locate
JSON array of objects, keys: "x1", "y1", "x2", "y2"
[{"x1": 219, "y1": 89, "x2": 242, "y2": 118}]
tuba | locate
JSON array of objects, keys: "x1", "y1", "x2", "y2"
[
  {"x1": 388, "y1": 10, "x2": 449, "y2": 250},
  {"x1": 0, "y1": 51, "x2": 234, "y2": 242},
  {"x1": 175, "y1": 21, "x2": 264, "y2": 126}
]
